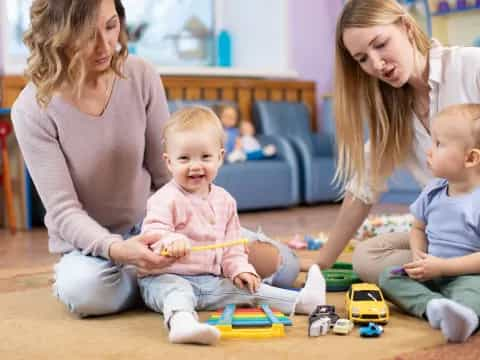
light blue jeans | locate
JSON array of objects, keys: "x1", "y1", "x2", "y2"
[
  {"x1": 138, "y1": 274, "x2": 299, "y2": 325},
  {"x1": 53, "y1": 225, "x2": 300, "y2": 317}
]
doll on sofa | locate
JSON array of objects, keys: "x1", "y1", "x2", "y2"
[
  {"x1": 213, "y1": 104, "x2": 276, "y2": 163},
  {"x1": 227, "y1": 120, "x2": 276, "y2": 163},
  {"x1": 213, "y1": 104, "x2": 239, "y2": 156}
]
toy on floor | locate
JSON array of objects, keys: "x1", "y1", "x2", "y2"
[
  {"x1": 305, "y1": 235, "x2": 324, "y2": 250},
  {"x1": 355, "y1": 214, "x2": 413, "y2": 241},
  {"x1": 308, "y1": 305, "x2": 340, "y2": 336},
  {"x1": 333, "y1": 319, "x2": 354, "y2": 335},
  {"x1": 359, "y1": 322, "x2": 383, "y2": 337},
  {"x1": 322, "y1": 262, "x2": 361, "y2": 292},
  {"x1": 345, "y1": 283, "x2": 389, "y2": 324},
  {"x1": 160, "y1": 238, "x2": 248, "y2": 256},
  {"x1": 390, "y1": 266, "x2": 408, "y2": 276},
  {"x1": 309, "y1": 316, "x2": 331, "y2": 337},
  {"x1": 206, "y1": 304, "x2": 292, "y2": 339},
  {"x1": 287, "y1": 234, "x2": 307, "y2": 249}
]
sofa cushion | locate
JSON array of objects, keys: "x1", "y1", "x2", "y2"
[{"x1": 215, "y1": 160, "x2": 294, "y2": 210}]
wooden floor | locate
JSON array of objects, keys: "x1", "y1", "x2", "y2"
[{"x1": 0, "y1": 203, "x2": 408, "y2": 290}]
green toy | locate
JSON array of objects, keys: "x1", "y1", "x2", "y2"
[{"x1": 322, "y1": 262, "x2": 361, "y2": 292}]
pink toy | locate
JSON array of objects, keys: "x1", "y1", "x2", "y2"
[{"x1": 287, "y1": 234, "x2": 307, "y2": 249}]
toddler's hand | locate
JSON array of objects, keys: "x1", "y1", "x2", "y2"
[
  {"x1": 233, "y1": 272, "x2": 260, "y2": 293},
  {"x1": 160, "y1": 234, "x2": 191, "y2": 258},
  {"x1": 403, "y1": 250, "x2": 445, "y2": 281}
]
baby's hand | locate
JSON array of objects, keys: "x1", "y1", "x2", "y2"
[
  {"x1": 233, "y1": 272, "x2": 260, "y2": 293},
  {"x1": 403, "y1": 251, "x2": 445, "y2": 281},
  {"x1": 160, "y1": 234, "x2": 191, "y2": 258}
]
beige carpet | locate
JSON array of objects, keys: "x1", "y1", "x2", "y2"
[{"x1": 0, "y1": 280, "x2": 448, "y2": 360}]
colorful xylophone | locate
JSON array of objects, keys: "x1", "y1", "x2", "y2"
[{"x1": 206, "y1": 304, "x2": 292, "y2": 339}]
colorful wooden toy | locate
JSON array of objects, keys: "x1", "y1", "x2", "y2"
[{"x1": 206, "y1": 304, "x2": 291, "y2": 339}]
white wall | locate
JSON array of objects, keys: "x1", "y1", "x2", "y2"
[{"x1": 216, "y1": 0, "x2": 292, "y2": 72}]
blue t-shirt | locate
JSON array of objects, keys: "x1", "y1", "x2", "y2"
[{"x1": 410, "y1": 178, "x2": 480, "y2": 258}]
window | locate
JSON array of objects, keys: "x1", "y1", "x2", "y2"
[
  {"x1": 5, "y1": 0, "x2": 31, "y2": 62},
  {"x1": 4, "y1": 0, "x2": 215, "y2": 68},
  {"x1": 123, "y1": 0, "x2": 215, "y2": 66}
]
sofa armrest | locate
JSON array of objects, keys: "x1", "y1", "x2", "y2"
[
  {"x1": 257, "y1": 134, "x2": 301, "y2": 204},
  {"x1": 312, "y1": 133, "x2": 335, "y2": 157},
  {"x1": 287, "y1": 135, "x2": 314, "y2": 167}
]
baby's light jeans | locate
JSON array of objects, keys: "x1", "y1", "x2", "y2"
[
  {"x1": 53, "y1": 225, "x2": 300, "y2": 317},
  {"x1": 138, "y1": 273, "x2": 299, "y2": 325}
]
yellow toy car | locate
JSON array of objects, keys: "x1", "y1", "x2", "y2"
[{"x1": 345, "y1": 283, "x2": 389, "y2": 324}]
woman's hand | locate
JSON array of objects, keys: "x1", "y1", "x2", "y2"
[
  {"x1": 109, "y1": 233, "x2": 175, "y2": 276},
  {"x1": 300, "y1": 248, "x2": 334, "y2": 272},
  {"x1": 233, "y1": 272, "x2": 261, "y2": 293}
]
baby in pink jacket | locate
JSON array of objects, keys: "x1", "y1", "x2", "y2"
[{"x1": 138, "y1": 106, "x2": 325, "y2": 345}]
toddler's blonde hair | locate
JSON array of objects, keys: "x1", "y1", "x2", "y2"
[
  {"x1": 162, "y1": 106, "x2": 226, "y2": 151},
  {"x1": 436, "y1": 104, "x2": 480, "y2": 148}
]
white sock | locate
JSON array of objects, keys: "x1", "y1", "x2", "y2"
[
  {"x1": 426, "y1": 298, "x2": 442, "y2": 329},
  {"x1": 426, "y1": 298, "x2": 478, "y2": 343},
  {"x1": 168, "y1": 311, "x2": 220, "y2": 345},
  {"x1": 294, "y1": 264, "x2": 326, "y2": 315}
]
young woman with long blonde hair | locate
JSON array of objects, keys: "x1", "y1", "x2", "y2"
[{"x1": 306, "y1": 0, "x2": 480, "y2": 283}]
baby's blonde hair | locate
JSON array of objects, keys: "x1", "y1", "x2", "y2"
[
  {"x1": 436, "y1": 104, "x2": 480, "y2": 148},
  {"x1": 162, "y1": 106, "x2": 226, "y2": 151}
]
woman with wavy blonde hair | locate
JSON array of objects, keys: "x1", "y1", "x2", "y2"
[
  {"x1": 12, "y1": 0, "x2": 175, "y2": 317},
  {"x1": 23, "y1": 0, "x2": 128, "y2": 108},
  {"x1": 12, "y1": 0, "x2": 300, "y2": 317},
  {"x1": 304, "y1": 0, "x2": 480, "y2": 283}
]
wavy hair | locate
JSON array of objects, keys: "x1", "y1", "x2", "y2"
[
  {"x1": 24, "y1": 0, "x2": 128, "y2": 108},
  {"x1": 334, "y1": 0, "x2": 431, "y2": 195}
]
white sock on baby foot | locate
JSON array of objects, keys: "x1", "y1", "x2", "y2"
[
  {"x1": 426, "y1": 298, "x2": 443, "y2": 329},
  {"x1": 168, "y1": 311, "x2": 220, "y2": 345},
  {"x1": 427, "y1": 298, "x2": 478, "y2": 343},
  {"x1": 294, "y1": 264, "x2": 326, "y2": 315}
]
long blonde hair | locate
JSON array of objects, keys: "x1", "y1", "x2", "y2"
[
  {"x1": 24, "y1": 0, "x2": 129, "y2": 108},
  {"x1": 334, "y1": 0, "x2": 431, "y2": 194}
]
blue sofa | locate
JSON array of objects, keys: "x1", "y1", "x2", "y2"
[
  {"x1": 167, "y1": 100, "x2": 300, "y2": 210},
  {"x1": 253, "y1": 101, "x2": 339, "y2": 204}
]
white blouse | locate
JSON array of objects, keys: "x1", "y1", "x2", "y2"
[{"x1": 346, "y1": 41, "x2": 480, "y2": 204}]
